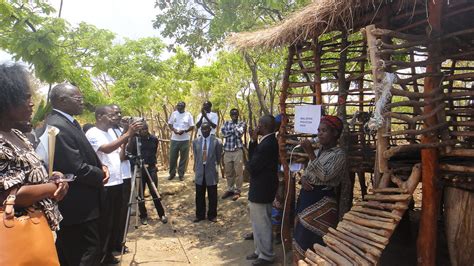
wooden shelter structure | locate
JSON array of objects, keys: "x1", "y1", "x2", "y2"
[{"x1": 228, "y1": 0, "x2": 474, "y2": 265}]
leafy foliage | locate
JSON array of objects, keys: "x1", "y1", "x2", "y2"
[{"x1": 153, "y1": 0, "x2": 310, "y2": 57}]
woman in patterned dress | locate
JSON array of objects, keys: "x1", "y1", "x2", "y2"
[
  {"x1": 0, "y1": 64, "x2": 69, "y2": 240},
  {"x1": 293, "y1": 115, "x2": 348, "y2": 261}
]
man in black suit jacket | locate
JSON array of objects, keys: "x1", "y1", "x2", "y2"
[
  {"x1": 245, "y1": 115, "x2": 279, "y2": 265},
  {"x1": 47, "y1": 83, "x2": 107, "y2": 266}
]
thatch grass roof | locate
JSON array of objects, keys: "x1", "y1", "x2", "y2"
[{"x1": 227, "y1": 0, "x2": 409, "y2": 50}]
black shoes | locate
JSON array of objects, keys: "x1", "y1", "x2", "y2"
[
  {"x1": 244, "y1": 232, "x2": 254, "y2": 240},
  {"x1": 140, "y1": 217, "x2": 148, "y2": 225},
  {"x1": 246, "y1": 253, "x2": 258, "y2": 260},
  {"x1": 221, "y1": 191, "x2": 234, "y2": 199},
  {"x1": 208, "y1": 217, "x2": 217, "y2": 223},
  {"x1": 102, "y1": 254, "x2": 120, "y2": 265},
  {"x1": 160, "y1": 215, "x2": 168, "y2": 224},
  {"x1": 252, "y1": 258, "x2": 273, "y2": 265},
  {"x1": 193, "y1": 218, "x2": 204, "y2": 223},
  {"x1": 169, "y1": 175, "x2": 184, "y2": 181}
]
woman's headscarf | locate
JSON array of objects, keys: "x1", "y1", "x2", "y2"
[{"x1": 320, "y1": 115, "x2": 343, "y2": 137}]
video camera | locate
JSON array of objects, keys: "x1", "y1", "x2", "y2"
[{"x1": 123, "y1": 116, "x2": 145, "y2": 124}]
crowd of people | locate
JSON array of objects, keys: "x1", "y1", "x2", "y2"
[{"x1": 0, "y1": 63, "x2": 349, "y2": 266}]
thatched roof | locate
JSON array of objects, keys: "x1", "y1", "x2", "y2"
[{"x1": 227, "y1": 0, "x2": 411, "y2": 50}]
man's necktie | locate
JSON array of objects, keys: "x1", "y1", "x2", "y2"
[
  {"x1": 73, "y1": 120, "x2": 82, "y2": 130},
  {"x1": 202, "y1": 138, "x2": 207, "y2": 164}
]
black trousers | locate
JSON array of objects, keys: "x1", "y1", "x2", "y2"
[
  {"x1": 100, "y1": 184, "x2": 123, "y2": 258},
  {"x1": 195, "y1": 166, "x2": 217, "y2": 220},
  {"x1": 138, "y1": 166, "x2": 165, "y2": 218},
  {"x1": 115, "y1": 178, "x2": 132, "y2": 250},
  {"x1": 56, "y1": 219, "x2": 101, "y2": 266}
]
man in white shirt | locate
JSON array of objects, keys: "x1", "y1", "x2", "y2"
[
  {"x1": 196, "y1": 101, "x2": 218, "y2": 137},
  {"x1": 108, "y1": 104, "x2": 133, "y2": 254},
  {"x1": 168, "y1": 101, "x2": 194, "y2": 181},
  {"x1": 86, "y1": 105, "x2": 141, "y2": 264}
]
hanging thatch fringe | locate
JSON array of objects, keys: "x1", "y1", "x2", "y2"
[{"x1": 226, "y1": 0, "x2": 419, "y2": 50}]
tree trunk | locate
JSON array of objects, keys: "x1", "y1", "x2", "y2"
[{"x1": 244, "y1": 52, "x2": 270, "y2": 116}]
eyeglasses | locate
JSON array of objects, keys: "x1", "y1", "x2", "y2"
[{"x1": 66, "y1": 96, "x2": 84, "y2": 102}]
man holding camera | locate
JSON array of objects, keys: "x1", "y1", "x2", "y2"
[
  {"x1": 168, "y1": 102, "x2": 194, "y2": 181},
  {"x1": 86, "y1": 105, "x2": 142, "y2": 264},
  {"x1": 128, "y1": 122, "x2": 168, "y2": 225},
  {"x1": 108, "y1": 104, "x2": 133, "y2": 253}
]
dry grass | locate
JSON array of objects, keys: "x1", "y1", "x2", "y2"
[{"x1": 227, "y1": 0, "x2": 415, "y2": 50}]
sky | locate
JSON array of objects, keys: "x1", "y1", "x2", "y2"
[
  {"x1": 0, "y1": 0, "x2": 213, "y2": 64},
  {"x1": 49, "y1": 0, "x2": 160, "y2": 40},
  {"x1": 0, "y1": 0, "x2": 159, "y2": 62}
]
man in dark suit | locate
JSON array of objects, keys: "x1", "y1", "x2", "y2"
[
  {"x1": 245, "y1": 115, "x2": 279, "y2": 265},
  {"x1": 47, "y1": 83, "x2": 107, "y2": 266}
]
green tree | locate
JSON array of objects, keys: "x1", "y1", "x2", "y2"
[
  {"x1": 153, "y1": 0, "x2": 309, "y2": 57},
  {"x1": 153, "y1": 0, "x2": 307, "y2": 115},
  {"x1": 0, "y1": 0, "x2": 115, "y2": 109}
]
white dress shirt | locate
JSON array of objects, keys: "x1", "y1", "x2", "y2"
[{"x1": 196, "y1": 112, "x2": 218, "y2": 137}]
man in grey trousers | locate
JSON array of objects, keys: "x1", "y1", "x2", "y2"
[
  {"x1": 167, "y1": 102, "x2": 194, "y2": 181},
  {"x1": 245, "y1": 115, "x2": 279, "y2": 265}
]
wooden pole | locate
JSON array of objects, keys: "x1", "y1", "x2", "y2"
[
  {"x1": 337, "y1": 31, "x2": 349, "y2": 121},
  {"x1": 416, "y1": 0, "x2": 443, "y2": 265},
  {"x1": 312, "y1": 37, "x2": 323, "y2": 105},
  {"x1": 365, "y1": 24, "x2": 389, "y2": 185},
  {"x1": 280, "y1": 45, "x2": 296, "y2": 250}
]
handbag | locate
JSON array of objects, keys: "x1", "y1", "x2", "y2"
[{"x1": 0, "y1": 188, "x2": 60, "y2": 266}]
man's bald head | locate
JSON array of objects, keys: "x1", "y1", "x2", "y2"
[
  {"x1": 258, "y1": 115, "x2": 275, "y2": 136},
  {"x1": 50, "y1": 83, "x2": 84, "y2": 116}
]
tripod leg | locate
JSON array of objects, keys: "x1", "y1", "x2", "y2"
[
  {"x1": 143, "y1": 166, "x2": 161, "y2": 199},
  {"x1": 120, "y1": 165, "x2": 139, "y2": 257},
  {"x1": 136, "y1": 169, "x2": 145, "y2": 227}
]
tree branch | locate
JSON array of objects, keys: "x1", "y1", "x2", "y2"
[{"x1": 244, "y1": 52, "x2": 270, "y2": 116}]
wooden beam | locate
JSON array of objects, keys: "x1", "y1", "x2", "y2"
[
  {"x1": 417, "y1": 1, "x2": 443, "y2": 265},
  {"x1": 312, "y1": 37, "x2": 322, "y2": 105},
  {"x1": 365, "y1": 24, "x2": 390, "y2": 185},
  {"x1": 279, "y1": 45, "x2": 296, "y2": 251}
]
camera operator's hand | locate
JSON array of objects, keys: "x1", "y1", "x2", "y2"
[
  {"x1": 127, "y1": 121, "x2": 143, "y2": 136},
  {"x1": 121, "y1": 119, "x2": 130, "y2": 133}
]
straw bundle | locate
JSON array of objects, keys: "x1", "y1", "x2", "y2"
[{"x1": 227, "y1": 0, "x2": 403, "y2": 50}]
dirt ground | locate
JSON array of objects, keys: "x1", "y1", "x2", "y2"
[
  {"x1": 120, "y1": 171, "x2": 287, "y2": 265},
  {"x1": 119, "y1": 172, "x2": 450, "y2": 266}
]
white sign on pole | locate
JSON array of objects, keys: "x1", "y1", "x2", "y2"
[{"x1": 294, "y1": 105, "x2": 321, "y2": 134}]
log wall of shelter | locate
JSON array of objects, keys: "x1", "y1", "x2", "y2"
[
  {"x1": 279, "y1": 30, "x2": 377, "y2": 247},
  {"x1": 281, "y1": 31, "x2": 377, "y2": 168},
  {"x1": 366, "y1": 26, "x2": 474, "y2": 188},
  {"x1": 278, "y1": 0, "x2": 474, "y2": 263}
]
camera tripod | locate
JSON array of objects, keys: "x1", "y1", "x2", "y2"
[{"x1": 119, "y1": 136, "x2": 163, "y2": 258}]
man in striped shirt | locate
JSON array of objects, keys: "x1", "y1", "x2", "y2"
[{"x1": 220, "y1": 108, "x2": 246, "y2": 201}]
